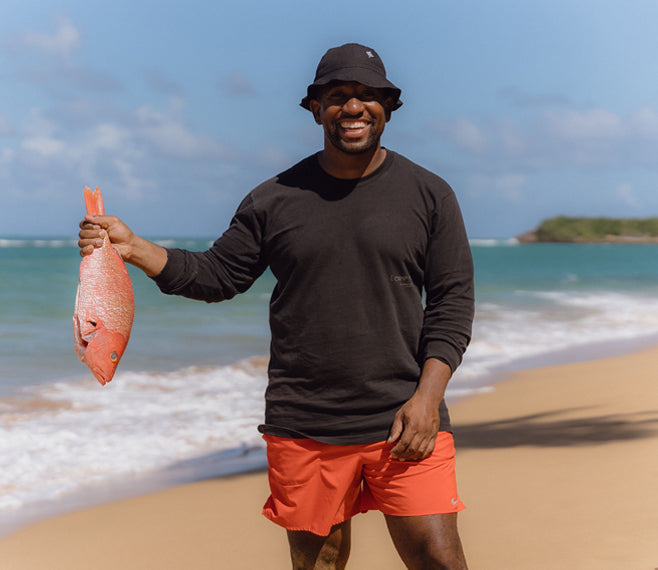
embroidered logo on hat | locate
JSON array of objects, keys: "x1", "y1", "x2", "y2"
[{"x1": 366, "y1": 50, "x2": 375, "y2": 59}]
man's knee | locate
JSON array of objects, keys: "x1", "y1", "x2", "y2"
[
  {"x1": 287, "y1": 521, "x2": 351, "y2": 570},
  {"x1": 399, "y1": 539, "x2": 467, "y2": 570},
  {"x1": 385, "y1": 513, "x2": 468, "y2": 570},
  {"x1": 416, "y1": 545, "x2": 467, "y2": 570}
]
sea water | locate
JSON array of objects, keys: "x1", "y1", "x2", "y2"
[{"x1": 2, "y1": 238, "x2": 658, "y2": 532}]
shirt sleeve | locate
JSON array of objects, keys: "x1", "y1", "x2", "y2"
[
  {"x1": 151, "y1": 194, "x2": 267, "y2": 302},
  {"x1": 420, "y1": 189, "x2": 475, "y2": 372}
]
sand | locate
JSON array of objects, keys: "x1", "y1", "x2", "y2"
[{"x1": 1, "y1": 347, "x2": 657, "y2": 569}]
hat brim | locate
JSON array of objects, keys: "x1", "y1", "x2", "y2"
[{"x1": 300, "y1": 67, "x2": 403, "y2": 111}]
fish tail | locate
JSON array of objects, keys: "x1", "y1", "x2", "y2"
[{"x1": 84, "y1": 186, "x2": 105, "y2": 216}]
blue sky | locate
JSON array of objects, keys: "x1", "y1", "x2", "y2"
[{"x1": 1, "y1": 0, "x2": 657, "y2": 238}]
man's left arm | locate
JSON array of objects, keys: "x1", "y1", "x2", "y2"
[{"x1": 388, "y1": 188, "x2": 475, "y2": 461}]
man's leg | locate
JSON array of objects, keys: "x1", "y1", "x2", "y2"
[
  {"x1": 286, "y1": 520, "x2": 351, "y2": 570},
  {"x1": 384, "y1": 513, "x2": 468, "y2": 570}
]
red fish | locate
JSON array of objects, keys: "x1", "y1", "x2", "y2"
[{"x1": 73, "y1": 187, "x2": 134, "y2": 385}]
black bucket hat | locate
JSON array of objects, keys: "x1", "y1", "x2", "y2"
[{"x1": 300, "y1": 43, "x2": 403, "y2": 111}]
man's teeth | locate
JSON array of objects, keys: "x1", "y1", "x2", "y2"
[{"x1": 341, "y1": 122, "x2": 367, "y2": 129}]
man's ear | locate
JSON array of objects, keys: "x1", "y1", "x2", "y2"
[
  {"x1": 309, "y1": 99, "x2": 322, "y2": 124},
  {"x1": 384, "y1": 96, "x2": 394, "y2": 122}
]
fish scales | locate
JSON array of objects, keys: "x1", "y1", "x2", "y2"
[{"x1": 73, "y1": 187, "x2": 134, "y2": 385}]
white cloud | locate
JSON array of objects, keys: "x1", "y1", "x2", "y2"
[
  {"x1": 145, "y1": 70, "x2": 183, "y2": 97},
  {"x1": 451, "y1": 118, "x2": 487, "y2": 152},
  {"x1": 135, "y1": 105, "x2": 225, "y2": 158},
  {"x1": 88, "y1": 123, "x2": 130, "y2": 152},
  {"x1": 20, "y1": 16, "x2": 80, "y2": 59},
  {"x1": 23, "y1": 108, "x2": 56, "y2": 138},
  {"x1": 543, "y1": 108, "x2": 624, "y2": 140},
  {"x1": 21, "y1": 136, "x2": 65, "y2": 156},
  {"x1": 629, "y1": 106, "x2": 658, "y2": 138},
  {"x1": 464, "y1": 173, "x2": 526, "y2": 202},
  {"x1": 438, "y1": 102, "x2": 658, "y2": 171},
  {"x1": 259, "y1": 146, "x2": 295, "y2": 170},
  {"x1": 7, "y1": 16, "x2": 120, "y2": 94},
  {"x1": 21, "y1": 109, "x2": 65, "y2": 156},
  {"x1": 498, "y1": 119, "x2": 524, "y2": 155},
  {"x1": 0, "y1": 148, "x2": 14, "y2": 180},
  {"x1": 616, "y1": 182, "x2": 640, "y2": 207},
  {"x1": 219, "y1": 72, "x2": 258, "y2": 97},
  {"x1": 0, "y1": 112, "x2": 11, "y2": 134},
  {"x1": 4, "y1": 97, "x2": 244, "y2": 206},
  {"x1": 499, "y1": 86, "x2": 571, "y2": 109},
  {"x1": 111, "y1": 157, "x2": 154, "y2": 201},
  {"x1": 494, "y1": 173, "x2": 526, "y2": 200},
  {"x1": 0, "y1": 148, "x2": 15, "y2": 181}
]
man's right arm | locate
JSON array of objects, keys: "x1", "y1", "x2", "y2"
[{"x1": 78, "y1": 215, "x2": 168, "y2": 277}]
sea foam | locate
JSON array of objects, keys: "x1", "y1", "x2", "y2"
[{"x1": 0, "y1": 358, "x2": 268, "y2": 512}]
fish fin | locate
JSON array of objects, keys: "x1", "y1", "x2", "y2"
[
  {"x1": 84, "y1": 186, "x2": 105, "y2": 216},
  {"x1": 73, "y1": 314, "x2": 85, "y2": 362}
]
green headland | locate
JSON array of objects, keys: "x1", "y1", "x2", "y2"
[{"x1": 517, "y1": 216, "x2": 658, "y2": 243}]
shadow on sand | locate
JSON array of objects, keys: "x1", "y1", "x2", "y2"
[{"x1": 453, "y1": 408, "x2": 658, "y2": 448}]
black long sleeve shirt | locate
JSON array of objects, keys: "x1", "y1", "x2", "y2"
[{"x1": 152, "y1": 150, "x2": 474, "y2": 444}]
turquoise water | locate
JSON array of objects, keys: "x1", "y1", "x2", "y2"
[
  {"x1": 2, "y1": 237, "x2": 658, "y2": 521},
  {"x1": 473, "y1": 240, "x2": 658, "y2": 293},
  {"x1": 3, "y1": 238, "x2": 658, "y2": 393},
  {"x1": 467, "y1": 240, "x2": 658, "y2": 382}
]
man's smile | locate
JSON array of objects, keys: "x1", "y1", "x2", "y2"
[{"x1": 337, "y1": 119, "x2": 370, "y2": 138}]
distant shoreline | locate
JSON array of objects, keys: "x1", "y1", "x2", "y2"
[
  {"x1": 517, "y1": 232, "x2": 658, "y2": 244},
  {"x1": 517, "y1": 215, "x2": 658, "y2": 243}
]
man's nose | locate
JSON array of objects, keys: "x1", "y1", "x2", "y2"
[{"x1": 342, "y1": 96, "x2": 365, "y2": 114}]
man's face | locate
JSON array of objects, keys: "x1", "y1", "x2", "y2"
[{"x1": 310, "y1": 82, "x2": 393, "y2": 155}]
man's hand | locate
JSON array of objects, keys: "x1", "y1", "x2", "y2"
[
  {"x1": 78, "y1": 215, "x2": 168, "y2": 277},
  {"x1": 387, "y1": 358, "x2": 452, "y2": 461},
  {"x1": 78, "y1": 215, "x2": 135, "y2": 259},
  {"x1": 387, "y1": 393, "x2": 440, "y2": 461}
]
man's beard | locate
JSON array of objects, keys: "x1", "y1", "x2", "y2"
[{"x1": 326, "y1": 122, "x2": 383, "y2": 155}]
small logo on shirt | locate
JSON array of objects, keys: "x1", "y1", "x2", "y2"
[{"x1": 390, "y1": 275, "x2": 414, "y2": 287}]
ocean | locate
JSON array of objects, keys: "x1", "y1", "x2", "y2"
[{"x1": 2, "y1": 237, "x2": 658, "y2": 533}]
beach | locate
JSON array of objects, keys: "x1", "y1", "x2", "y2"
[{"x1": 1, "y1": 346, "x2": 656, "y2": 569}]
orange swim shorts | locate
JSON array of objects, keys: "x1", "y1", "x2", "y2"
[{"x1": 261, "y1": 432, "x2": 464, "y2": 536}]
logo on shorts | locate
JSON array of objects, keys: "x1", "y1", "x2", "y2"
[{"x1": 451, "y1": 497, "x2": 459, "y2": 506}]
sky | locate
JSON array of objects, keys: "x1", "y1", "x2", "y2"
[{"x1": 1, "y1": 0, "x2": 657, "y2": 239}]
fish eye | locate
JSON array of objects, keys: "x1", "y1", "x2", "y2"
[{"x1": 110, "y1": 351, "x2": 118, "y2": 362}]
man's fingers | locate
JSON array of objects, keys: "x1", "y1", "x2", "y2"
[
  {"x1": 390, "y1": 431, "x2": 417, "y2": 460},
  {"x1": 77, "y1": 215, "x2": 119, "y2": 257},
  {"x1": 416, "y1": 437, "x2": 435, "y2": 460},
  {"x1": 79, "y1": 244, "x2": 95, "y2": 257},
  {"x1": 80, "y1": 218, "x2": 100, "y2": 229},
  {"x1": 78, "y1": 227, "x2": 100, "y2": 238},
  {"x1": 387, "y1": 415, "x2": 404, "y2": 444},
  {"x1": 391, "y1": 432, "x2": 436, "y2": 461}
]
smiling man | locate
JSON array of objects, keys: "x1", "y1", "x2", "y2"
[{"x1": 78, "y1": 43, "x2": 474, "y2": 569}]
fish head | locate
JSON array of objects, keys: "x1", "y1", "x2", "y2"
[{"x1": 78, "y1": 323, "x2": 129, "y2": 386}]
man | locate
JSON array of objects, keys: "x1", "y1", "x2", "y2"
[{"x1": 79, "y1": 43, "x2": 474, "y2": 570}]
